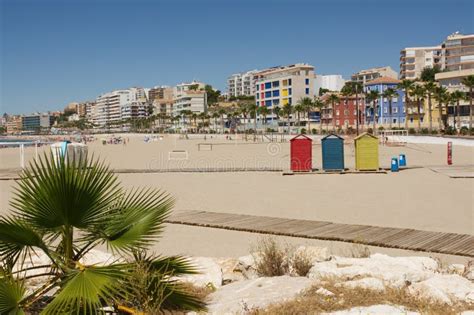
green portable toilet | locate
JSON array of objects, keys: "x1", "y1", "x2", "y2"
[{"x1": 321, "y1": 134, "x2": 344, "y2": 171}]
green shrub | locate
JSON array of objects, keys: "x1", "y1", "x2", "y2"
[
  {"x1": 367, "y1": 128, "x2": 374, "y2": 134},
  {"x1": 253, "y1": 237, "x2": 289, "y2": 277},
  {"x1": 311, "y1": 128, "x2": 318, "y2": 135},
  {"x1": 444, "y1": 126, "x2": 456, "y2": 135},
  {"x1": 408, "y1": 128, "x2": 416, "y2": 135},
  {"x1": 300, "y1": 128, "x2": 307, "y2": 134},
  {"x1": 378, "y1": 126, "x2": 385, "y2": 131},
  {"x1": 460, "y1": 126, "x2": 469, "y2": 135},
  {"x1": 421, "y1": 128, "x2": 429, "y2": 134}
]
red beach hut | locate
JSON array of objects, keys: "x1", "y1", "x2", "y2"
[{"x1": 290, "y1": 134, "x2": 313, "y2": 172}]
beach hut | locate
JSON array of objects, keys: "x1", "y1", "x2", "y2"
[
  {"x1": 354, "y1": 133, "x2": 379, "y2": 171},
  {"x1": 321, "y1": 134, "x2": 344, "y2": 171},
  {"x1": 290, "y1": 134, "x2": 312, "y2": 172},
  {"x1": 51, "y1": 141, "x2": 88, "y2": 166}
]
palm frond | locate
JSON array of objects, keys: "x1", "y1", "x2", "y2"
[
  {"x1": 0, "y1": 218, "x2": 46, "y2": 266},
  {"x1": 42, "y1": 264, "x2": 128, "y2": 314},
  {"x1": 97, "y1": 188, "x2": 174, "y2": 254},
  {"x1": 9, "y1": 153, "x2": 121, "y2": 231},
  {"x1": 149, "y1": 255, "x2": 199, "y2": 276},
  {"x1": 0, "y1": 275, "x2": 26, "y2": 315}
]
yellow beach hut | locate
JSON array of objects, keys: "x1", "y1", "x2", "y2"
[{"x1": 354, "y1": 133, "x2": 379, "y2": 171}]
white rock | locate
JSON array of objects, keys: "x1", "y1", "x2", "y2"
[
  {"x1": 293, "y1": 246, "x2": 330, "y2": 263},
  {"x1": 214, "y1": 257, "x2": 244, "y2": 284},
  {"x1": 235, "y1": 254, "x2": 260, "y2": 279},
  {"x1": 309, "y1": 254, "x2": 438, "y2": 288},
  {"x1": 176, "y1": 257, "x2": 222, "y2": 288},
  {"x1": 323, "y1": 304, "x2": 419, "y2": 315},
  {"x1": 447, "y1": 263, "x2": 466, "y2": 275},
  {"x1": 464, "y1": 261, "x2": 474, "y2": 281},
  {"x1": 207, "y1": 276, "x2": 313, "y2": 314},
  {"x1": 316, "y1": 287, "x2": 335, "y2": 296},
  {"x1": 343, "y1": 277, "x2": 385, "y2": 292},
  {"x1": 409, "y1": 274, "x2": 474, "y2": 304}
]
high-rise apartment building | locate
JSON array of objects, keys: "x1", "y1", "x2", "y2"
[
  {"x1": 22, "y1": 113, "x2": 54, "y2": 132},
  {"x1": 172, "y1": 81, "x2": 207, "y2": 117},
  {"x1": 227, "y1": 70, "x2": 259, "y2": 98},
  {"x1": 6, "y1": 116, "x2": 22, "y2": 134},
  {"x1": 351, "y1": 66, "x2": 398, "y2": 84},
  {"x1": 254, "y1": 63, "x2": 315, "y2": 121},
  {"x1": 440, "y1": 32, "x2": 474, "y2": 72},
  {"x1": 399, "y1": 46, "x2": 442, "y2": 80},
  {"x1": 149, "y1": 86, "x2": 174, "y2": 116}
]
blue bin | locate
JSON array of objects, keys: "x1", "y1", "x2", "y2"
[
  {"x1": 391, "y1": 157, "x2": 399, "y2": 172},
  {"x1": 399, "y1": 154, "x2": 406, "y2": 167}
]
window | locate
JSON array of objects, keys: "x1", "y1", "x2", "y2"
[
  {"x1": 289, "y1": 88, "x2": 292, "y2": 95},
  {"x1": 336, "y1": 120, "x2": 340, "y2": 126},
  {"x1": 256, "y1": 94, "x2": 259, "y2": 99},
  {"x1": 336, "y1": 110, "x2": 340, "y2": 116},
  {"x1": 282, "y1": 79, "x2": 288, "y2": 86},
  {"x1": 273, "y1": 99, "x2": 280, "y2": 105},
  {"x1": 282, "y1": 89, "x2": 288, "y2": 96},
  {"x1": 265, "y1": 82, "x2": 272, "y2": 89},
  {"x1": 265, "y1": 91, "x2": 272, "y2": 98},
  {"x1": 305, "y1": 78, "x2": 309, "y2": 85},
  {"x1": 410, "y1": 118, "x2": 414, "y2": 123},
  {"x1": 393, "y1": 118, "x2": 397, "y2": 123},
  {"x1": 344, "y1": 110, "x2": 349, "y2": 115},
  {"x1": 261, "y1": 92, "x2": 265, "y2": 99},
  {"x1": 256, "y1": 85, "x2": 259, "y2": 91},
  {"x1": 353, "y1": 110, "x2": 357, "y2": 115},
  {"x1": 289, "y1": 98, "x2": 292, "y2": 105},
  {"x1": 288, "y1": 78, "x2": 292, "y2": 85},
  {"x1": 393, "y1": 97, "x2": 398, "y2": 102},
  {"x1": 261, "y1": 84, "x2": 264, "y2": 90},
  {"x1": 403, "y1": 107, "x2": 406, "y2": 113},
  {"x1": 344, "y1": 120, "x2": 349, "y2": 125},
  {"x1": 265, "y1": 100, "x2": 271, "y2": 106},
  {"x1": 272, "y1": 81, "x2": 280, "y2": 87},
  {"x1": 273, "y1": 90, "x2": 280, "y2": 97},
  {"x1": 393, "y1": 108, "x2": 398, "y2": 113},
  {"x1": 305, "y1": 88, "x2": 309, "y2": 95},
  {"x1": 384, "y1": 107, "x2": 388, "y2": 113}
]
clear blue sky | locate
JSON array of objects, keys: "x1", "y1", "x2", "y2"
[{"x1": 1, "y1": 0, "x2": 473, "y2": 114}]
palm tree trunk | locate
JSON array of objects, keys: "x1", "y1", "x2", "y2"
[
  {"x1": 389, "y1": 101, "x2": 392, "y2": 130},
  {"x1": 428, "y1": 94, "x2": 433, "y2": 132},
  {"x1": 332, "y1": 102, "x2": 336, "y2": 132},
  {"x1": 373, "y1": 100, "x2": 376, "y2": 132},
  {"x1": 307, "y1": 111, "x2": 311, "y2": 134},
  {"x1": 469, "y1": 87, "x2": 473, "y2": 133},
  {"x1": 417, "y1": 100, "x2": 421, "y2": 132},
  {"x1": 404, "y1": 93, "x2": 409, "y2": 130},
  {"x1": 438, "y1": 99, "x2": 444, "y2": 130},
  {"x1": 355, "y1": 92, "x2": 359, "y2": 135},
  {"x1": 456, "y1": 100, "x2": 461, "y2": 133}
]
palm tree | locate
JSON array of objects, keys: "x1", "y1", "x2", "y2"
[
  {"x1": 238, "y1": 102, "x2": 249, "y2": 134},
  {"x1": 248, "y1": 103, "x2": 258, "y2": 140},
  {"x1": 424, "y1": 81, "x2": 437, "y2": 133},
  {"x1": 326, "y1": 94, "x2": 340, "y2": 132},
  {"x1": 218, "y1": 107, "x2": 226, "y2": 134},
  {"x1": 211, "y1": 111, "x2": 219, "y2": 132},
  {"x1": 0, "y1": 154, "x2": 205, "y2": 314},
  {"x1": 450, "y1": 90, "x2": 465, "y2": 132},
  {"x1": 411, "y1": 85, "x2": 426, "y2": 132},
  {"x1": 461, "y1": 75, "x2": 474, "y2": 132},
  {"x1": 397, "y1": 79, "x2": 414, "y2": 130},
  {"x1": 382, "y1": 88, "x2": 398, "y2": 130},
  {"x1": 433, "y1": 86, "x2": 448, "y2": 131},
  {"x1": 297, "y1": 97, "x2": 314, "y2": 133},
  {"x1": 313, "y1": 97, "x2": 325, "y2": 134},
  {"x1": 347, "y1": 81, "x2": 363, "y2": 134},
  {"x1": 294, "y1": 104, "x2": 304, "y2": 132},
  {"x1": 282, "y1": 103, "x2": 293, "y2": 134},
  {"x1": 365, "y1": 90, "x2": 380, "y2": 132},
  {"x1": 258, "y1": 106, "x2": 270, "y2": 128}
]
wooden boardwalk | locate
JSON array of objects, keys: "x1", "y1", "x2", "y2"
[{"x1": 166, "y1": 210, "x2": 474, "y2": 257}]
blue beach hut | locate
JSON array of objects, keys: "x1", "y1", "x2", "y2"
[{"x1": 321, "y1": 134, "x2": 345, "y2": 171}]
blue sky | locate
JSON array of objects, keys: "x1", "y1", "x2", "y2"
[{"x1": 1, "y1": 0, "x2": 473, "y2": 114}]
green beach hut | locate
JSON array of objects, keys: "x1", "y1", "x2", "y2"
[{"x1": 354, "y1": 133, "x2": 379, "y2": 171}]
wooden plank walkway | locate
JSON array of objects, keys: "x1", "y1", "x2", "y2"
[{"x1": 165, "y1": 210, "x2": 474, "y2": 257}]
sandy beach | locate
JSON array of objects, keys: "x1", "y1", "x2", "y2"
[{"x1": 1, "y1": 134, "x2": 473, "y2": 263}]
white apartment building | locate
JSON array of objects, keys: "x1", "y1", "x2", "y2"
[
  {"x1": 227, "y1": 70, "x2": 259, "y2": 98},
  {"x1": 351, "y1": 66, "x2": 398, "y2": 84},
  {"x1": 399, "y1": 46, "x2": 442, "y2": 79},
  {"x1": 440, "y1": 32, "x2": 474, "y2": 72},
  {"x1": 93, "y1": 87, "x2": 150, "y2": 128},
  {"x1": 314, "y1": 74, "x2": 346, "y2": 93},
  {"x1": 172, "y1": 81, "x2": 207, "y2": 117},
  {"x1": 254, "y1": 63, "x2": 315, "y2": 121}
]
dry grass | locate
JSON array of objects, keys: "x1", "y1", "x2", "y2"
[
  {"x1": 251, "y1": 276, "x2": 474, "y2": 315},
  {"x1": 252, "y1": 237, "x2": 289, "y2": 277},
  {"x1": 291, "y1": 250, "x2": 313, "y2": 277},
  {"x1": 347, "y1": 242, "x2": 371, "y2": 258}
]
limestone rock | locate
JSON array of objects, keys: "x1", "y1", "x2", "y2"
[
  {"x1": 464, "y1": 260, "x2": 474, "y2": 281},
  {"x1": 409, "y1": 274, "x2": 474, "y2": 304},
  {"x1": 207, "y1": 276, "x2": 312, "y2": 314},
  {"x1": 176, "y1": 257, "x2": 222, "y2": 288},
  {"x1": 293, "y1": 246, "x2": 330, "y2": 263},
  {"x1": 214, "y1": 257, "x2": 244, "y2": 285},
  {"x1": 309, "y1": 254, "x2": 438, "y2": 287},
  {"x1": 447, "y1": 263, "x2": 466, "y2": 276},
  {"x1": 235, "y1": 254, "x2": 260, "y2": 279}
]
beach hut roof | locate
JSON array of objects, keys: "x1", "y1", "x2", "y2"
[
  {"x1": 322, "y1": 134, "x2": 344, "y2": 140},
  {"x1": 290, "y1": 134, "x2": 312, "y2": 142},
  {"x1": 354, "y1": 132, "x2": 378, "y2": 140}
]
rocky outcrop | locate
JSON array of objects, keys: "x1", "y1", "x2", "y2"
[
  {"x1": 408, "y1": 274, "x2": 474, "y2": 305},
  {"x1": 206, "y1": 276, "x2": 313, "y2": 314}
]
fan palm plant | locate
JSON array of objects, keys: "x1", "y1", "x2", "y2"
[
  {"x1": 397, "y1": 79, "x2": 414, "y2": 130},
  {"x1": 297, "y1": 97, "x2": 314, "y2": 133},
  {"x1": 450, "y1": 90, "x2": 465, "y2": 132},
  {"x1": 257, "y1": 106, "x2": 270, "y2": 127},
  {"x1": 382, "y1": 88, "x2": 399, "y2": 130},
  {"x1": 0, "y1": 154, "x2": 206, "y2": 314},
  {"x1": 461, "y1": 75, "x2": 474, "y2": 132}
]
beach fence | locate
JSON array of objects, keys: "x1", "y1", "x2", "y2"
[
  {"x1": 379, "y1": 130, "x2": 408, "y2": 146},
  {"x1": 0, "y1": 140, "x2": 44, "y2": 168}
]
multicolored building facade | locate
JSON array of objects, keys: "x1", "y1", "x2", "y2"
[{"x1": 364, "y1": 77, "x2": 405, "y2": 127}]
